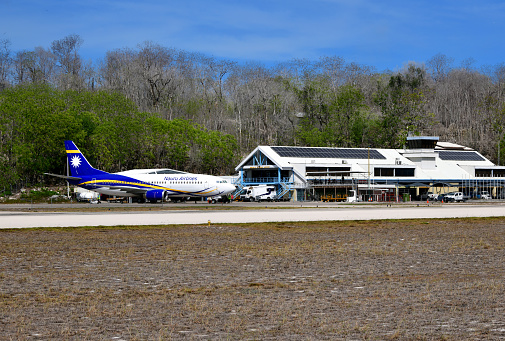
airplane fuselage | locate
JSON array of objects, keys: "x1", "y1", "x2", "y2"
[{"x1": 69, "y1": 171, "x2": 233, "y2": 199}]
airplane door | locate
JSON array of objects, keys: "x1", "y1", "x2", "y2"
[{"x1": 205, "y1": 181, "x2": 210, "y2": 195}]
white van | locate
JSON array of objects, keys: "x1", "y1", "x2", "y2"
[
  {"x1": 240, "y1": 185, "x2": 277, "y2": 202},
  {"x1": 444, "y1": 192, "x2": 465, "y2": 202}
]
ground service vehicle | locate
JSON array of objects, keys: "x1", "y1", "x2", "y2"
[
  {"x1": 346, "y1": 190, "x2": 361, "y2": 203},
  {"x1": 240, "y1": 185, "x2": 277, "y2": 202},
  {"x1": 76, "y1": 191, "x2": 100, "y2": 203}
]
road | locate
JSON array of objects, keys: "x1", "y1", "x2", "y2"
[{"x1": 1, "y1": 202, "x2": 505, "y2": 228}]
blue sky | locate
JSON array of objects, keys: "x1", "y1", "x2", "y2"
[{"x1": 1, "y1": 0, "x2": 505, "y2": 71}]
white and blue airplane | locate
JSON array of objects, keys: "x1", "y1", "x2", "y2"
[{"x1": 46, "y1": 141, "x2": 236, "y2": 203}]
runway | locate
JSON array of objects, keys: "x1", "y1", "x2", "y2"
[{"x1": 1, "y1": 203, "x2": 505, "y2": 228}]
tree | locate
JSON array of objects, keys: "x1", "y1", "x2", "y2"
[
  {"x1": 13, "y1": 50, "x2": 34, "y2": 84},
  {"x1": 0, "y1": 85, "x2": 86, "y2": 185},
  {"x1": 426, "y1": 53, "x2": 454, "y2": 83},
  {"x1": 373, "y1": 64, "x2": 434, "y2": 148},
  {"x1": 51, "y1": 34, "x2": 85, "y2": 90},
  {"x1": 12, "y1": 47, "x2": 57, "y2": 85},
  {"x1": 329, "y1": 85, "x2": 368, "y2": 147},
  {"x1": 100, "y1": 42, "x2": 180, "y2": 113},
  {"x1": 296, "y1": 82, "x2": 369, "y2": 147},
  {"x1": 195, "y1": 130, "x2": 238, "y2": 175},
  {"x1": 0, "y1": 39, "x2": 12, "y2": 89},
  {"x1": 136, "y1": 41, "x2": 178, "y2": 110}
]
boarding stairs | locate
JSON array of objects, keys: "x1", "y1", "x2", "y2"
[
  {"x1": 276, "y1": 182, "x2": 292, "y2": 200},
  {"x1": 231, "y1": 181, "x2": 245, "y2": 200}
]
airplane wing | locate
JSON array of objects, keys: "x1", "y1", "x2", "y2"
[
  {"x1": 112, "y1": 185, "x2": 148, "y2": 195},
  {"x1": 44, "y1": 173, "x2": 82, "y2": 181},
  {"x1": 111, "y1": 185, "x2": 188, "y2": 196}
]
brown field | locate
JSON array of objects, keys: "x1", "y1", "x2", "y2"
[{"x1": 1, "y1": 218, "x2": 505, "y2": 340}]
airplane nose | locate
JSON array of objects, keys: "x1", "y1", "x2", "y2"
[{"x1": 225, "y1": 184, "x2": 236, "y2": 194}]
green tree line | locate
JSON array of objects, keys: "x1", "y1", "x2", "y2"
[
  {"x1": 0, "y1": 85, "x2": 238, "y2": 191},
  {"x1": 2, "y1": 35, "x2": 505, "y2": 192}
]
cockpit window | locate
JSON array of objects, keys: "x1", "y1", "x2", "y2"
[
  {"x1": 148, "y1": 169, "x2": 188, "y2": 174},
  {"x1": 157, "y1": 169, "x2": 187, "y2": 174}
]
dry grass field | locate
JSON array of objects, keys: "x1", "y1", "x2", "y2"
[{"x1": 1, "y1": 218, "x2": 505, "y2": 340}]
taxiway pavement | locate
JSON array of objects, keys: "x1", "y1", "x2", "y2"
[{"x1": 1, "y1": 203, "x2": 505, "y2": 228}]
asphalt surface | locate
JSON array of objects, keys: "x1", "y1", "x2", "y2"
[{"x1": 1, "y1": 201, "x2": 505, "y2": 228}]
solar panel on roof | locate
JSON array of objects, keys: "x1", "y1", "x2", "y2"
[
  {"x1": 271, "y1": 146, "x2": 386, "y2": 159},
  {"x1": 437, "y1": 151, "x2": 485, "y2": 161}
]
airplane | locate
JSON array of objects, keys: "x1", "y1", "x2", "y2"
[{"x1": 45, "y1": 140, "x2": 236, "y2": 203}]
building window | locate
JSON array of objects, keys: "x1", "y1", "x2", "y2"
[
  {"x1": 494, "y1": 170, "x2": 505, "y2": 177},
  {"x1": 475, "y1": 169, "x2": 491, "y2": 177},
  {"x1": 375, "y1": 168, "x2": 415, "y2": 177},
  {"x1": 395, "y1": 168, "x2": 415, "y2": 177},
  {"x1": 375, "y1": 168, "x2": 394, "y2": 177},
  {"x1": 306, "y1": 166, "x2": 351, "y2": 176},
  {"x1": 476, "y1": 169, "x2": 505, "y2": 177}
]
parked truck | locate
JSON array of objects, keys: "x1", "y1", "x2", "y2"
[
  {"x1": 346, "y1": 190, "x2": 361, "y2": 203},
  {"x1": 427, "y1": 191, "x2": 438, "y2": 200},
  {"x1": 240, "y1": 185, "x2": 277, "y2": 202}
]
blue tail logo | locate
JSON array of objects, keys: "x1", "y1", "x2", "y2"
[{"x1": 65, "y1": 141, "x2": 105, "y2": 177}]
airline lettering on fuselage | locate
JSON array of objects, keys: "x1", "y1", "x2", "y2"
[{"x1": 164, "y1": 176, "x2": 198, "y2": 181}]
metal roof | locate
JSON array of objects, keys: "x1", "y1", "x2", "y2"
[
  {"x1": 271, "y1": 146, "x2": 386, "y2": 160},
  {"x1": 236, "y1": 144, "x2": 499, "y2": 182}
]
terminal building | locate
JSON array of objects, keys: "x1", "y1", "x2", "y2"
[{"x1": 234, "y1": 136, "x2": 505, "y2": 202}]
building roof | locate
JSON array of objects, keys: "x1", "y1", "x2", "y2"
[
  {"x1": 435, "y1": 141, "x2": 474, "y2": 151},
  {"x1": 236, "y1": 142, "x2": 501, "y2": 182}
]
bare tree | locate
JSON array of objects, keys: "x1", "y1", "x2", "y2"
[
  {"x1": 316, "y1": 55, "x2": 346, "y2": 91},
  {"x1": 460, "y1": 57, "x2": 476, "y2": 71},
  {"x1": 51, "y1": 34, "x2": 84, "y2": 90},
  {"x1": 12, "y1": 47, "x2": 57, "y2": 85},
  {"x1": 482, "y1": 63, "x2": 505, "y2": 99},
  {"x1": 13, "y1": 50, "x2": 32, "y2": 84},
  {"x1": 99, "y1": 42, "x2": 179, "y2": 111},
  {"x1": 100, "y1": 47, "x2": 137, "y2": 94},
  {"x1": 0, "y1": 39, "x2": 12, "y2": 89},
  {"x1": 136, "y1": 41, "x2": 178, "y2": 110},
  {"x1": 426, "y1": 53, "x2": 454, "y2": 83},
  {"x1": 225, "y1": 63, "x2": 299, "y2": 151},
  {"x1": 33, "y1": 46, "x2": 57, "y2": 84}
]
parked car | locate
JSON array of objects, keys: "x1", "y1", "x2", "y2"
[
  {"x1": 444, "y1": 192, "x2": 466, "y2": 202},
  {"x1": 435, "y1": 193, "x2": 446, "y2": 202},
  {"x1": 479, "y1": 191, "x2": 491, "y2": 200},
  {"x1": 427, "y1": 191, "x2": 438, "y2": 200},
  {"x1": 209, "y1": 195, "x2": 231, "y2": 204}
]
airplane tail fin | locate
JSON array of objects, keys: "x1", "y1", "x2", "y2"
[{"x1": 65, "y1": 141, "x2": 107, "y2": 177}]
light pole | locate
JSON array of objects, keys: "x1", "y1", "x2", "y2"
[
  {"x1": 498, "y1": 139, "x2": 501, "y2": 166},
  {"x1": 367, "y1": 145, "x2": 370, "y2": 189}
]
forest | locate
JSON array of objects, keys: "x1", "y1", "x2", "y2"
[{"x1": 1, "y1": 34, "x2": 505, "y2": 193}]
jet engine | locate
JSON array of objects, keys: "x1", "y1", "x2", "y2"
[{"x1": 145, "y1": 189, "x2": 167, "y2": 202}]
